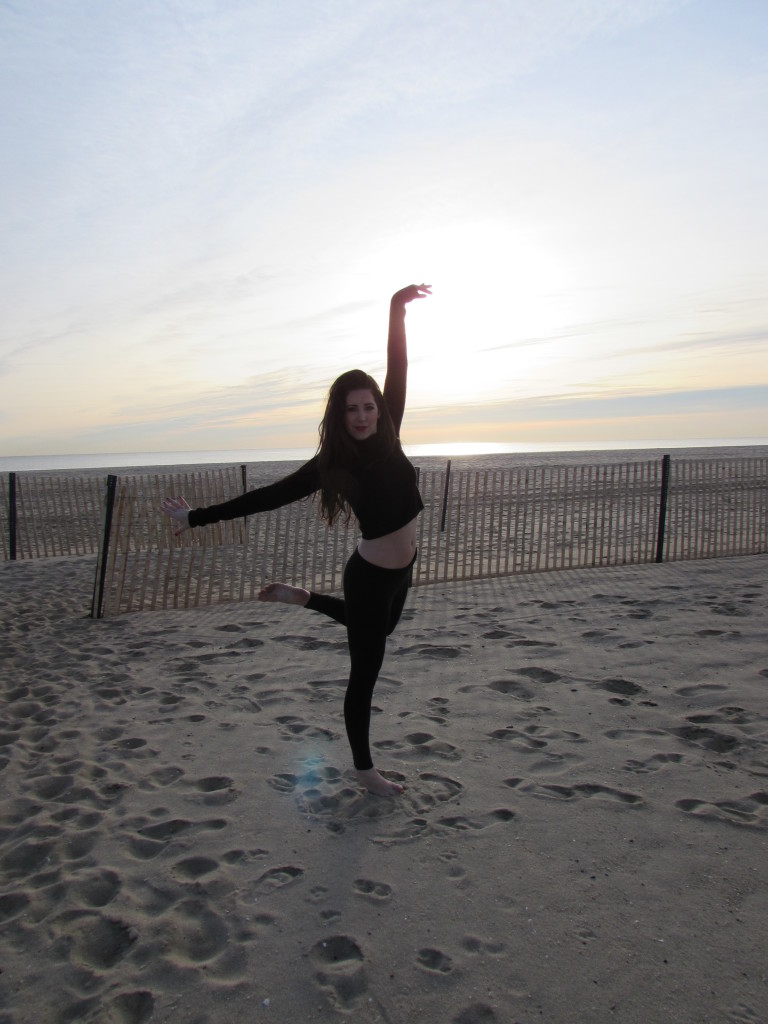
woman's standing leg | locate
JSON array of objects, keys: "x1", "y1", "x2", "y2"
[
  {"x1": 259, "y1": 556, "x2": 410, "y2": 796},
  {"x1": 342, "y1": 552, "x2": 410, "y2": 795}
]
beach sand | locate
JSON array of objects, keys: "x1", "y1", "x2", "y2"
[{"x1": 1, "y1": 553, "x2": 767, "y2": 1023}]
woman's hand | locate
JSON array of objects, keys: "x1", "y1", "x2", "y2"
[
  {"x1": 161, "y1": 496, "x2": 192, "y2": 536},
  {"x1": 391, "y1": 284, "x2": 431, "y2": 308}
]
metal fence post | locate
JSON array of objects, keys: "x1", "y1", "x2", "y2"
[
  {"x1": 8, "y1": 471, "x2": 17, "y2": 561},
  {"x1": 441, "y1": 459, "x2": 452, "y2": 533},
  {"x1": 91, "y1": 475, "x2": 117, "y2": 618},
  {"x1": 655, "y1": 454, "x2": 671, "y2": 563}
]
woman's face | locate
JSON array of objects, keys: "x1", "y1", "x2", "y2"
[{"x1": 344, "y1": 389, "x2": 380, "y2": 440}]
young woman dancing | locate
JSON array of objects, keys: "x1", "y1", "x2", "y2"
[{"x1": 162, "y1": 284, "x2": 431, "y2": 796}]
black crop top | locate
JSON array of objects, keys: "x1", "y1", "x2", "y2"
[{"x1": 187, "y1": 305, "x2": 424, "y2": 539}]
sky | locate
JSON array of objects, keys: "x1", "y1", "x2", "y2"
[{"x1": 1, "y1": 0, "x2": 767, "y2": 457}]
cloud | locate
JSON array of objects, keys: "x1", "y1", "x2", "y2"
[{"x1": 410, "y1": 383, "x2": 768, "y2": 425}]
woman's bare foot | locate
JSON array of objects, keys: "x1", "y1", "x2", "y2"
[
  {"x1": 257, "y1": 582, "x2": 310, "y2": 606},
  {"x1": 356, "y1": 767, "x2": 404, "y2": 797}
]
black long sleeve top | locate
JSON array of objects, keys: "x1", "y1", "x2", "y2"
[{"x1": 188, "y1": 308, "x2": 424, "y2": 538}]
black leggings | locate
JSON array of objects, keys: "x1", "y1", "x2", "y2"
[{"x1": 305, "y1": 548, "x2": 415, "y2": 770}]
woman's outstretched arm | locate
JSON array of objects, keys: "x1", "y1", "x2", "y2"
[
  {"x1": 161, "y1": 458, "x2": 320, "y2": 535},
  {"x1": 383, "y1": 284, "x2": 431, "y2": 434}
]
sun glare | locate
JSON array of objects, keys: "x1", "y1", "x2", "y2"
[{"x1": 362, "y1": 221, "x2": 579, "y2": 405}]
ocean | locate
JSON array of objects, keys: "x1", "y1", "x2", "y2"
[{"x1": 2, "y1": 438, "x2": 767, "y2": 474}]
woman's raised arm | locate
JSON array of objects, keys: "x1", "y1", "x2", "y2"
[{"x1": 383, "y1": 284, "x2": 431, "y2": 433}]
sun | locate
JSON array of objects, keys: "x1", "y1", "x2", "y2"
[{"x1": 368, "y1": 220, "x2": 578, "y2": 405}]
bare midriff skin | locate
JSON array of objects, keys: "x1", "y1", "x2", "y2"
[{"x1": 358, "y1": 515, "x2": 418, "y2": 569}]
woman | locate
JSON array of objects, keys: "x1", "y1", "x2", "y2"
[{"x1": 162, "y1": 284, "x2": 431, "y2": 797}]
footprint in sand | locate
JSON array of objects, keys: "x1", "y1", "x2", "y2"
[
  {"x1": 370, "y1": 774, "x2": 465, "y2": 845},
  {"x1": 218, "y1": 848, "x2": 268, "y2": 873},
  {"x1": 487, "y1": 725, "x2": 548, "y2": 751},
  {"x1": 407, "y1": 772, "x2": 464, "y2": 812},
  {"x1": 401, "y1": 732, "x2": 460, "y2": 760},
  {"x1": 51, "y1": 911, "x2": 137, "y2": 970},
  {"x1": 371, "y1": 816, "x2": 431, "y2": 845},
  {"x1": 274, "y1": 633, "x2": 347, "y2": 652},
  {"x1": 172, "y1": 855, "x2": 220, "y2": 880},
  {"x1": 297, "y1": 778, "x2": 407, "y2": 832},
  {"x1": 504, "y1": 778, "x2": 643, "y2": 806},
  {"x1": 436, "y1": 808, "x2": 516, "y2": 832},
  {"x1": 676, "y1": 791, "x2": 768, "y2": 829},
  {"x1": 70, "y1": 868, "x2": 121, "y2": 909},
  {"x1": 105, "y1": 991, "x2": 155, "y2": 1024},
  {"x1": 671, "y1": 724, "x2": 741, "y2": 754},
  {"x1": 252, "y1": 686, "x2": 289, "y2": 707},
  {"x1": 279, "y1": 766, "x2": 464, "y2": 836},
  {"x1": 461, "y1": 935, "x2": 505, "y2": 955},
  {"x1": 592, "y1": 677, "x2": 646, "y2": 698},
  {"x1": 453, "y1": 1003, "x2": 498, "y2": 1023},
  {"x1": 396, "y1": 643, "x2": 468, "y2": 660},
  {"x1": 311, "y1": 935, "x2": 367, "y2": 1011},
  {"x1": 573, "y1": 924, "x2": 598, "y2": 945},
  {"x1": 710, "y1": 601, "x2": 750, "y2": 618},
  {"x1": 275, "y1": 714, "x2": 337, "y2": 743},
  {"x1": 425, "y1": 695, "x2": 451, "y2": 724},
  {"x1": 676, "y1": 682, "x2": 730, "y2": 698},
  {"x1": 518, "y1": 667, "x2": 562, "y2": 685},
  {"x1": 192, "y1": 775, "x2": 238, "y2": 804},
  {"x1": 581, "y1": 628, "x2": 614, "y2": 641},
  {"x1": 623, "y1": 752, "x2": 685, "y2": 774},
  {"x1": 124, "y1": 816, "x2": 227, "y2": 860},
  {"x1": 353, "y1": 878, "x2": 393, "y2": 901},
  {"x1": 267, "y1": 772, "x2": 298, "y2": 793},
  {"x1": 726, "y1": 1001, "x2": 763, "y2": 1023},
  {"x1": 93, "y1": 685, "x2": 129, "y2": 705},
  {"x1": 439, "y1": 850, "x2": 468, "y2": 882},
  {"x1": 157, "y1": 896, "x2": 231, "y2": 966},
  {"x1": 487, "y1": 679, "x2": 535, "y2": 700},
  {"x1": 687, "y1": 707, "x2": 753, "y2": 727},
  {"x1": 605, "y1": 727, "x2": 667, "y2": 742},
  {"x1": 416, "y1": 947, "x2": 454, "y2": 974},
  {"x1": 144, "y1": 765, "x2": 185, "y2": 789},
  {"x1": 252, "y1": 864, "x2": 304, "y2": 894}
]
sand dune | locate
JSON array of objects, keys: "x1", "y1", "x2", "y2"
[{"x1": 1, "y1": 553, "x2": 767, "y2": 1023}]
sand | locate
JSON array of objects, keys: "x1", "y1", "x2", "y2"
[{"x1": 1, "y1": 552, "x2": 767, "y2": 1024}]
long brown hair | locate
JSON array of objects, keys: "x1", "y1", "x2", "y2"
[{"x1": 316, "y1": 369, "x2": 397, "y2": 526}]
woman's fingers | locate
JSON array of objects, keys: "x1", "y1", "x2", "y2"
[
  {"x1": 393, "y1": 283, "x2": 432, "y2": 305},
  {"x1": 161, "y1": 496, "x2": 191, "y2": 534}
]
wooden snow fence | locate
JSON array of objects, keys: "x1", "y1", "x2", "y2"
[
  {"x1": 0, "y1": 472, "x2": 106, "y2": 560},
  {"x1": 89, "y1": 455, "x2": 767, "y2": 617},
  {"x1": 1, "y1": 467, "x2": 245, "y2": 564},
  {"x1": 93, "y1": 479, "x2": 359, "y2": 618}
]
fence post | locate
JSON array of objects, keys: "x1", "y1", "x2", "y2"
[
  {"x1": 655, "y1": 454, "x2": 671, "y2": 563},
  {"x1": 241, "y1": 464, "x2": 247, "y2": 493},
  {"x1": 441, "y1": 460, "x2": 452, "y2": 532},
  {"x1": 8, "y1": 472, "x2": 17, "y2": 561},
  {"x1": 91, "y1": 474, "x2": 117, "y2": 618}
]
